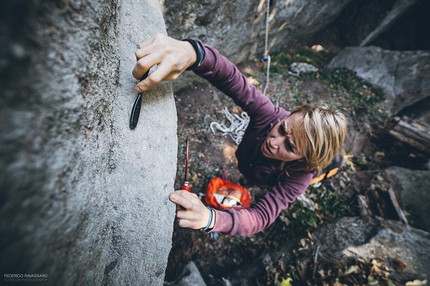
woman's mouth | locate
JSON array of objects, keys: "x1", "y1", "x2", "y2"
[{"x1": 262, "y1": 140, "x2": 272, "y2": 156}]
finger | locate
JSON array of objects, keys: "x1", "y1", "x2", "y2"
[
  {"x1": 176, "y1": 217, "x2": 197, "y2": 229},
  {"x1": 169, "y1": 191, "x2": 195, "y2": 210},
  {"x1": 176, "y1": 209, "x2": 200, "y2": 221},
  {"x1": 138, "y1": 33, "x2": 165, "y2": 49},
  {"x1": 133, "y1": 38, "x2": 167, "y2": 80},
  {"x1": 132, "y1": 52, "x2": 159, "y2": 80},
  {"x1": 170, "y1": 191, "x2": 211, "y2": 229},
  {"x1": 175, "y1": 190, "x2": 202, "y2": 205},
  {"x1": 134, "y1": 69, "x2": 164, "y2": 93},
  {"x1": 134, "y1": 64, "x2": 180, "y2": 92},
  {"x1": 135, "y1": 33, "x2": 171, "y2": 64},
  {"x1": 133, "y1": 48, "x2": 180, "y2": 92},
  {"x1": 134, "y1": 41, "x2": 158, "y2": 63},
  {"x1": 137, "y1": 34, "x2": 157, "y2": 50},
  {"x1": 176, "y1": 209, "x2": 208, "y2": 229},
  {"x1": 170, "y1": 191, "x2": 202, "y2": 210}
]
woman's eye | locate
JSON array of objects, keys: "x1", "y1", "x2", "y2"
[
  {"x1": 278, "y1": 124, "x2": 286, "y2": 135},
  {"x1": 278, "y1": 124, "x2": 285, "y2": 136},
  {"x1": 286, "y1": 141, "x2": 293, "y2": 152},
  {"x1": 286, "y1": 141, "x2": 294, "y2": 153}
]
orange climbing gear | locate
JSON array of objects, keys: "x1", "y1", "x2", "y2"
[
  {"x1": 204, "y1": 170, "x2": 251, "y2": 210},
  {"x1": 310, "y1": 152, "x2": 346, "y2": 185}
]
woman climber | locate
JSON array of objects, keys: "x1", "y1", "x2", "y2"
[{"x1": 132, "y1": 33, "x2": 347, "y2": 236}]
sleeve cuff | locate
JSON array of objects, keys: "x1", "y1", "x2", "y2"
[
  {"x1": 210, "y1": 209, "x2": 234, "y2": 234},
  {"x1": 182, "y1": 39, "x2": 206, "y2": 70}
]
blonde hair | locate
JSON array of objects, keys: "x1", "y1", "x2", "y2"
[{"x1": 285, "y1": 103, "x2": 347, "y2": 174}]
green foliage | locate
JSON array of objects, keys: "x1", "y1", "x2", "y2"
[
  {"x1": 270, "y1": 47, "x2": 332, "y2": 74},
  {"x1": 263, "y1": 49, "x2": 389, "y2": 135},
  {"x1": 292, "y1": 48, "x2": 332, "y2": 67},
  {"x1": 319, "y1": 191, "x2": 354, "y2": 218},
  {"x1": 319, "y1": 68, "x2": 385, "y2": 105},
  {"x1": 287, "y1": 186, "x2": 358, "y2": 234},
  {"x1": 269, "y1": 53, "x2": 290, "y2": 74},
  {"x1": 271, "y1": 52, "x2": 291, "y2": 67},
  {"x1": 291, "y1": 205, "x2": 319, "y2": 228}
]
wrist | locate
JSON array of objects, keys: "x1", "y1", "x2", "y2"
[
  {"x1": 202, "y1": 206, "x2": 215, "y2": 232},
  {"x1": 182, "y1": 39, "x2": 205, "y2": 70},
  {"x1": 209, "y1": 209, "x2": 215, "y2": 229}
]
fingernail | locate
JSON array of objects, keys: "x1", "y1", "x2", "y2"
[
  {"x1": 135, "y1": 85, "x2": 143, "y2": 93},
  {"x1": 170, "y1": 194, "x2": 178, "y2": 201}
]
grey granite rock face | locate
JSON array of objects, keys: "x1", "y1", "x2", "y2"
[
  {"x1": 163, "y1": 0, "x2": 351, "y2": 62},
  {"x1": 313, "y1": 217, "x2": 430, "y2": 281},
  {"x1": 0, "y1": 0, "x2": 176, "y2": 285},
  {"x1": 162, "y1": 0, "x2": 352, "y2": 92},
  {"x1": 225, "y1": 216, "x2": 430, "y2": 284},
  {"x1": 328, "y1": 47, "x2": 430, "y2": 116},
  {"x1": 385, "y1": 166, "x2": 430, "y2": 232},
  {"x1": 162, "y1": 0, "x2": 422, "y2": 95},
  {"x1": 333, "y1": 0, "x2": 419, "y2": 47}
]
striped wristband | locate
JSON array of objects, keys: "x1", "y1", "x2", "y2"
[
  {"x1": 182, "y1": 39, "x2": 205, "y2": 70},
  {"x1": 203, "y1": 206, "x2": 213, "y2": 231}
]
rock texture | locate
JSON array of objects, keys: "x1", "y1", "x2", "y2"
[
  {"x1": 161, "y1": 0, "x2": 421, "y2": 93},
  {"x1": 163, "y1": 0, "x2": 351, "y2": 62},
  {"x1": 0, "y1": 0, "x2": 176, "y2": 285},
  {"x1": 313, "y1": 217, "x2": 430, "y2": 281},
  {"x1": 333, "y1": 0, "x2": 419, "y2": 47},
  {"x1": 162, "y1": 0, "x2": 352, "y2": 91},
  {"x1": 176, "y1": 262, "x2": 207, "y2": 286},
  {"x1": 328, "y1": 47, "x2": 430, "y2": 116},
  {"x1": 385, "y1": 166, "x2": 430, "y2": 232},
  {"x1": 225, "y1": 217, "x2": 430, "y2": 284}
]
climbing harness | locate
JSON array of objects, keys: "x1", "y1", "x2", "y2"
[{"x1": 210, "y1": 107, "x2": 250, "y2": 145}]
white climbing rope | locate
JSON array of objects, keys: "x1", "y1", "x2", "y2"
[
  {"x1": 263, "y1": 55, "x2": 271, "y2": 95},
  {"x1": 210, "y1": 0, "x2": 271, "y2": 145},
  {"x1": 210, "y1": 107, "x2": 250, "y2": 145},
  {"x1": 262, "y1": 0, "x2": 271, "y2": 95},
  {"x1": 264, "y1": 0, "x2": 270, "y2": 57}
]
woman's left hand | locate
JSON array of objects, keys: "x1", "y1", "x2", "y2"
[
  {"x1": 132, "y1": 33, "x2": 197, "y2": 93},
  {"x1": 169, "y1": 190, "x2": 212, "y2": 230}
]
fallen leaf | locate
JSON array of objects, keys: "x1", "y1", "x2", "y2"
[
  {"x1": 405, "y1": 280, "x2": 428, "y2": 286},
  {"x1": 393, "y1": 257, "x2": 407, "y2": 272},
  {"x1": 279, "y1": 277, "x2": 293, "y2": 286},
  {"x1": 339, "y1": 265, "x2": 359, "y2": 276}
]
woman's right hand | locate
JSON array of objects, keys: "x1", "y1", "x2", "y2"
[
  {"x1": 169, "y1": 190, "x2": 213, "y2": 230},
  {"x1": 132, "y1": 33, "x2": 197, "y2": 93}
]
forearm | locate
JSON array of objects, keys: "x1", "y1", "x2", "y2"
[
  {"x1": 211, "y1": 194, "x2": 285, "y2": 236},
  {"x1": 210, "y1": 174, "x2": 313, "y2": 236},
  {"x1": 193, "y1": 44, "x2": 275, "y2": 118}
]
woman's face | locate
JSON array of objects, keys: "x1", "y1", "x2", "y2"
[{"x1": 261, "y1": 113, "x2": 305, "y2": 162}]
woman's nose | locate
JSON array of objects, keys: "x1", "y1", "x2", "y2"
[{"x1": 271, "y1": 136, "x2": 284, "y2": 148}]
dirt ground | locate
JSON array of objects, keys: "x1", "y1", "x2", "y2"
[{"x1": 164, "y1": 54, "x2": 429, "y2": 285}]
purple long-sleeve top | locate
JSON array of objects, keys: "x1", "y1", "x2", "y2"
[{"x1": 193, "y1": 44, "x2": 314, "y2": 236}]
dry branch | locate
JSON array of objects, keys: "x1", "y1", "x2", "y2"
[{"x1": 388, "y1": 116, "x2": 430, "y2": 154}]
